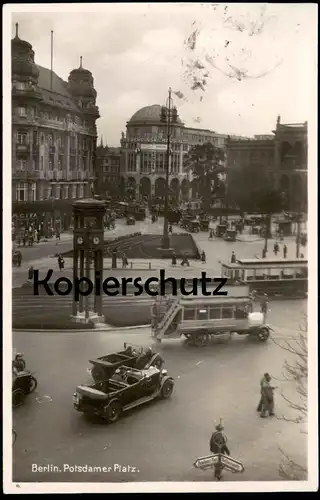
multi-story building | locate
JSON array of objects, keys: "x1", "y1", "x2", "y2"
[
  {"x1": 11, "y1": 24, "x2": 100, "y2": 227},
  {"x1": 226, "y1": 116, "x2": 308, "y2": 211},
  {"x1": 119, "y1": 104, "x2": 245, "y2": 202},
  {"x1": 95, "y1": 143, "x2": 121, "y2": 198}
]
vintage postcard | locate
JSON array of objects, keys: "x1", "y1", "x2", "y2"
[{"x1": 3, "y1": 2, "x2": 318, "y2": 493}]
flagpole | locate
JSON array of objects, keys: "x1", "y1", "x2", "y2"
[{"x1": 50, "y1": 31, "x2": 53, "y2": 89}]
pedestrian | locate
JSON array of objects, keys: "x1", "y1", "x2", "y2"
[
  {"x1": 209, "y1": 229, "x2": 214, "y2": 240},
  {"x1": 273, "y1": 241, "x2": 279, "y2": 256},
  {"x1": 169, "y1": 224, "x2": 173, "y2": 234},
  {"x1": 209, "y1": 423, "x2": 230, "y2": 456},
  {"x1": 122, "y1": 253, "x2": 128, "y2": 269},
  {"x1": 201, "y1": 250, "x2": 206, "y2": 263},
  {"x1": 283, "y1": 244, "x2": 287, "y2": 259},
  {"x1": 260, "y1": 293, "x2": 268, "y2": 323},
  {"x1": 257, "y1": 373, "x2": 268, "y2": 412},
  {"x1": 58, "y1": 254, "x2": 64, "y2": 271},
  {"x1": 181, "y1": 254, "x2": 190, "y2": 267},
  {"x1": 248, "y1": 289, "x2": 257, "y2": 312},
  {"x1": 56, "y1": 229, "x2": 60, "y2": 242},
  {"x1": 28, "y1": 266, "x2": 34, "y2": 281},
  {"x1": 260, "y1": 373, "x2": 277, "y2": 418},
  {"x1": 37, "y1": 231, "x2": 41, "y2": 243},
  {"x1": 171, "y1": 252, "x2": 177, "y2": 266},
  {"x1": 231, "y1": 251, "x2": 236, "y2": 263}
]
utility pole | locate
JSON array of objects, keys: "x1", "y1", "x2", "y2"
[{"x1": 160, "y1": 88, "x2": 178, "y2": 251}]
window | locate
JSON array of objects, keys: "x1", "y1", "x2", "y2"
[
  {"x1": 15, "y1": 82, "x2": 26, "y2": 90},
  {"x1": 48, "y1": 159, "x2": 53, "y2": 170},
  {"x1": 44, "y1": 112, "x2": 48, "y2": 120},
  {"x1": 64, "y1": 185, "x2": 69, "y2": 199},
  {"x1": 40, "y1": 134, "x2": 44, "y2": 145},
  {"x1": 234, "y1": 306, "x2": 248, "y2": 319},
  {"x1": 32, "y1": 159, "x2": 38, "y2": 171},
  {"x1": 183, "y1": 144, "x2": 189, "y2": 151},
  {"x1": 58, "y1": 157, "x2": 63, "y2": 170},
  {"x1": 72, "y1": 184, "x2": 77, "y2": 198},
  {"x1": 79, "y1": 184, "x2": 84, "y2": 198},
  {"x1": 18, "y1": 106, "x2": 27, "y2": 117},
  {"x1": 40, "y1": 157, "x2": 44, "y2": 170},
  {"x1": 221, "y1": 307, "x2": 233, "y2": 319},
  {"x1": 16, "y1": 183, "x2": 28, "y2": 201},
  {"x1": 196, "y1": 308, "x2": 209, "y2": 320},
  {"x1": 17, "y1": 131, "x2": 28, "y2": 144},
  {"x1": 48, "y1": 134, "x2": 53, "y2": 145},
  {"x1": 16, "y1": 159, "x2": 27, "y2": 171},
  {"x1": 55, "y1": 185, "x2": 60, "y2": 199},
  {"x1": 57, "y1": 136, "x2": 62, "y2": 146},
  {"x1": 184, "y1": 307, "x2": 196, "y2": 320},
  {"x1": 33, "y1": 131, "x2": 38, "y2": 144},
  {"x1": 209, "y1": 307, "x2": 221, "y2": 319}
]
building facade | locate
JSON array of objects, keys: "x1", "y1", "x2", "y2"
[
  {"x1": 11, "y1": 24, "x2": 100, "y2": 220},
  {"x1": 119, "y1": 104, "x2": 245, "y2": 202},
  {"x1": 95, "y1": 144, "x2": 121, "y2": 198},
  {"x1": 226, "y1": 116, "x2": 308, "y2": 211}
]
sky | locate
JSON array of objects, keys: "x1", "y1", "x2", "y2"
[{"x1": 8, "y1": 3, "x2": 317, "y2": 146}]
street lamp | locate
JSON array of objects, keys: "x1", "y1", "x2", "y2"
[{"x1": 160, "y1": 87, "x2": 178, "y2": 251}]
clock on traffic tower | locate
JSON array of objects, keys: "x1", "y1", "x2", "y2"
[{"x1": 72, "y1": 198, "x2": 106, "y2": 321}]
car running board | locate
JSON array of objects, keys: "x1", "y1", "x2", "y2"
[{"x1": 123, "y1": 392, "x2": 159, "y2": 412}]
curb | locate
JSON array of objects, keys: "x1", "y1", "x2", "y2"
[{"x1": 12, "y1": 324, "x2": 152, "y2": 334}]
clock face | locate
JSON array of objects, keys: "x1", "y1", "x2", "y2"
[
  {"x1": 77, "y1": 236, "x2": 84, "y2": 245},
  {"x1": 93, "y1": 236, "x2": 100, "y2": 245}
]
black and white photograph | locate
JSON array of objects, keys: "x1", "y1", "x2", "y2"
[{"x1": 3, "y1": 2, "x2": 318, "y2": 493}]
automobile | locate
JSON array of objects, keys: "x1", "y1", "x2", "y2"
[
  {"x1": 12, "y1": 371, "x2": 38, "y2": 408},
  {"x1": 187, "y1": 220, "x2": 200, "y2": 233},
  {"x1": 73, "y1": 365, "x2": 174, "y2": 423},
  {"x1": 224, "y1": 229, "x2": 237, "y2": 242},
  {"x1": 126, "y1": 216, "x2": 136, "y2": 225},
  {"x1": 89, "y1": 343, "x2": 164, "y2": 382},
  {"x1": 215, "y1": 224, "x2": 228, "y2": 237}
]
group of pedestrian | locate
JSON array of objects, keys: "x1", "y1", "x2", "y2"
[{"x1": 272, "y1": 241, "x2": 288, "y2": 258}]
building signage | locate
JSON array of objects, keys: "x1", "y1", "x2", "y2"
[{"x1": 140, "y1": 144, "x2": 167, "y2": 152}]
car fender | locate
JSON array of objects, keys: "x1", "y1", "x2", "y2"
[
  {"x1": 105, "y1": 397, "x2": 121, "y2": 409},
  {"x1": 160, "y1": 375, "x2": 174, "y2": 390}
]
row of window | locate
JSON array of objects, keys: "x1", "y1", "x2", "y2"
[
  {"x1": 15, "y1": 182, "x2": 86, "y2": 202},
  {"x1": 182, "y1": 304, "x2": 248, "y2": 321},
  {"x1": 16, "y1": 131, "x2": 90, "y2": 149},
  {"x1": 16, "y1": 156, "x2": 88, "y2": 172},
  {"x1": 223, "y1": 267, "x2": 308, "y2": 281},
  {"x1": 15, "y1": 106, "x2": 90, "y2": 129}
]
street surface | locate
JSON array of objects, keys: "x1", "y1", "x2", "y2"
[{"x1": 12, "y1": 301, "x2": 307, "y2": 483}]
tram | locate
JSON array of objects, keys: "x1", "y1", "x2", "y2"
[
  {"x1": 150, "y1": 284, "x2": 271, "y2": 346},
  {"x1": 220, "y1": 258, "x2": 308, "y2": 298}
]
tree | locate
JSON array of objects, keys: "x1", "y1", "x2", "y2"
[
  {"x1": 272, "y1": 315, "x2": 308, "y2": 480},
  {"x1": 227, "y1": 164, "x2": 283, "y2": 250},
  {"x1": 184, "y1": 142, "x2": 226, "y2": 212}
]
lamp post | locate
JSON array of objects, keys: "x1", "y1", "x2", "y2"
[{"x1": 160, "y1": 87, "x2": 178, "y2": 251}]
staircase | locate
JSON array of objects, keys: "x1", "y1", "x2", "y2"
[{"x1": 154, "y1": 298, "x2": 182, "y2": 339}]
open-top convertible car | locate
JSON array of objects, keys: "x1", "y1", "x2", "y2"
[
  {"x1": 89, "y1": 343, "x2": 164, "y2": 382},
  {"x1": 73, "y1": 365, "x2": 174, "y2": 423}
]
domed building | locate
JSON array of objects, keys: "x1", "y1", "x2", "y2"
[
  {"x1": 12, "y1": 24, "x2": 100, "y2": 232},
  {"x1": 119, "y1": 104, "x2": 229, "y2": 203}
]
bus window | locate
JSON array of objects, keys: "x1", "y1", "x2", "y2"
[
  {"x1": 196, "y1": 308, "x2": 209, "y2": 320},
  {"x1": 209, "y1": 307, "x2": 221, "y2": 319},
  {"x1": 234, "y1": 305, "x2": 248, "y2": 319},
  {"x1": 184, "y1": 307, "x2": 196, "y2": 320},
  {"x1": 221, "y1": 307, "x2": 233, "y2": 319}
]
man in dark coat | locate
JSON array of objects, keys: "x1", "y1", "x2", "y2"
[{"x1": 210, "y1": 424, "x2": 230, "y2": 455}]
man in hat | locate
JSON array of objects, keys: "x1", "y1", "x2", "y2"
[
  {"x1": 210, "y1": 423, "x2": 230, "y2": 456},
  {"x1": 260, "y1": 373, "x2": 277, "y2": 418},
  {"x1": 257, "y1": 373, "x2": 268, "y2": 412}
]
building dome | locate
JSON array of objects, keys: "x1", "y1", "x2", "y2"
[
  {"x1": 11, "y1": 26, "x2": 40, "y2": 80},
  {"x1": 67, "y1": 57, "x2": 96, "y2": 98},
  {"x1": 128, "y1": 104, "x2": 183, "y2": 125}
]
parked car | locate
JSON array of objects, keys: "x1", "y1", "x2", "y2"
[{"x1": 73, "y1": 365, "x2": 174, "y2": 423}]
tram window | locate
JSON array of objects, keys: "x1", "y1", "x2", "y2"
[
  {"x1": 246, "y1": 269, "x2": 255, "y2": 281},
  {"x1": 209, "y1": 307, "x2": 221, "y2": 319},
  {"x1": 221, "y1": 307, "x2": 233, "y2": 319},
  {"x1": 196, "y1": 308, "x2": 209, "y2": 320},
  {"x1": 184, "y1": 307, "x2": 196, "y2": 320},
  {"x1": 282, "y1": 268, "x2": 294, "y2": 279},
  {"x1": 269, "y1": 268, "x2": 281, "y2": 280},
  {"x1": 255, "y1": 269, "x2": 266, "y2": 280}
]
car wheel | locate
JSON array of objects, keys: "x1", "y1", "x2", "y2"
[
  {"x1": 257, "y1": 327, "x2": 270, "y2": 342},
  {"x1": 91, "y1": 366, "x2": 105, "y2": 382},
  {"x1": 12, "y1": 388, "x2": 25, "y2": 408},
  {"x1": 28, "y1": 376, "x2": 38, "y2": 393},
  {"x1": 105, "y1": 400, "x2": 121, "y2": 423},
  {"x1": 160, "y1": 379, "x2": 174, "y2": 399},
  {"x1": 193, "y1": 332, "x2": 210, "y2": 347}
]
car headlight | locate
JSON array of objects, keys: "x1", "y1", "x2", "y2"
[{"x1": 73, "y1": 393, "x2": 79, "y2": 404}]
